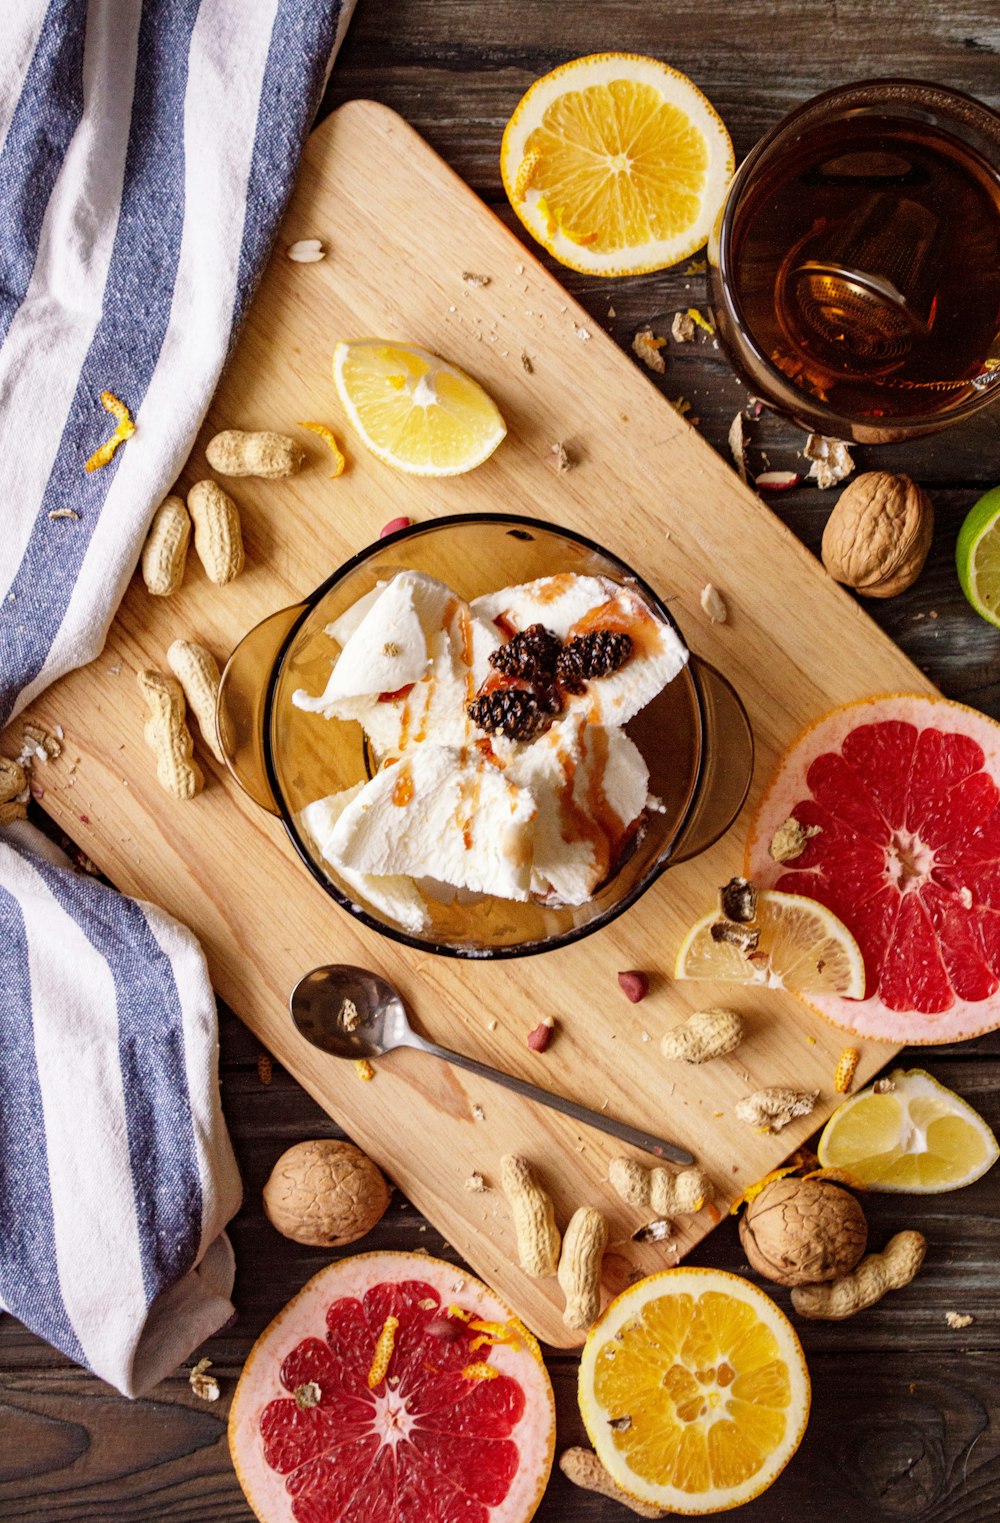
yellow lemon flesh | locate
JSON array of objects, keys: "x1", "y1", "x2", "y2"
[
  {"x1": 332, "y1": 340, "x2": 506, "y2": 476},
  {"x1": 579, "y1": 1268, "x2": 810, "y2": 1513},
  {"x1": 675, "y1": 889, "x2": 866, "y2": 999},
  {"x1": 501, "y1": 53, "x2": 733, "y2": 276},
  {"x1": 819, "y1": 1067, "x2": 999, "y2": 1192}
]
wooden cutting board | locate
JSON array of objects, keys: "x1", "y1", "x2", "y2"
[{"x1": 9, "y1": 101, "x2": 932, "y2": 1347}]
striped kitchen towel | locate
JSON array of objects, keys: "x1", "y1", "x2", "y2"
[
  {"x1": 0, "y1": 820, "x2": 243, "y2": 1397},
  {"x1": 0, "y1": 0, "x2": 354, "y2": 1394},
  {"x1": 0, "y1": 0, "x2": 353, "y2": 725}
]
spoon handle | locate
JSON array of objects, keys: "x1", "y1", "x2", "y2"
[{"x1": 415, "y1": 1036, "x2": 694, "y2": 1165}]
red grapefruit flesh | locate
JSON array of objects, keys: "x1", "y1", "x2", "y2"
[
  {"x1": 229, "y1": 1251, "x2": 555, "y2": 1523},
  {"x1": 747, "y1": 694, "x2": 1000, "y2": 1043}
]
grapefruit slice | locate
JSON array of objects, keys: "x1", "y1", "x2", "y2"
[
  {"x1": 747, "y1": 694, "x2": 1000, "y2": 1043},
  {"x1": 578, "y1": 1267, "x2": 810, "y2": 1514},
  {"x1": 230, "y1": 1251, "x2": 555, "y2": 1523}
]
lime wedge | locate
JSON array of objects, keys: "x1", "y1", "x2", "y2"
[{"x1": 957, "y1": 485, "x2": 1000, "y2": 628}]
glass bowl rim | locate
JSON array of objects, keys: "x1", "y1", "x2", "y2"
[
  {"x1": 259, "y1": 509, "x2": 706, "y2": 960},
  {"x1": 714, "y1": 76, "x2": 1000, "y2": 438}
]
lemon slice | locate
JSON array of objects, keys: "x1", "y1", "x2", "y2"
[
  {"x1": 332, "y1": 340, "x2": 506, "y2": 476},
  {"x1": 501, "y1": 53, "x2": 734, "y2": 276},
  {"x1": 818, "y1": 1068, "x2": 999, "y2": 1192},
  {"x1": 676, "y1": 889, "x2": 865, "y2": 999},
  {"x1": 579, "y1": 1267, "x2": 810, "y2": 1514}
]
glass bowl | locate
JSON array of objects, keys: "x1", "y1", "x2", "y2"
[{"x1": 217, "y1": 514, "x2": 753, "y2": 958}]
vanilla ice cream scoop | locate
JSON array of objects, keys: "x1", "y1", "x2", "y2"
[
  {"x1": 326, "y1": 746, "x2": 536, "y2": 901},
  {"x1": 294, "y1": 567, "x2": 686, "y2": 929}
]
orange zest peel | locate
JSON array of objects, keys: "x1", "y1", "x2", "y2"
[
  {"x1": 85, "y1": 390, "x2": 135, "y2": 473},
  {"x1": 298, "y1": 419, "x2": 346, "y2": 477}
]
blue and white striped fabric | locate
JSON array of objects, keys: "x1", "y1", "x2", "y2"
[
  {"x1": 0, "y1": 0, "x2": 354, "y2": 1394},
  {"x1": 0, "y1": 820, "x2": 243, "y2": 1396},
  {"x1": 0, "y1": 0, "x2": 353, "y2": 723}
]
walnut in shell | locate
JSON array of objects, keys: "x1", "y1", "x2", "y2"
[
  {"x1": 739, "y1": 1175, "x2": 868, "y2": 1286},
  {"x1": 821, "y1": 472, "x2": 933, "y2": 598},
  {"x1": 263, "y1": 1139, "x2": 390, "y2": 1247}
]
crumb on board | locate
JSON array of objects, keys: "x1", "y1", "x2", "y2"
[
  {"x1": 354, "y1": 1058, "x2": 375, "y2": 1082},
  {"x1": 462, "y1": 271, "x2": 491, "y2": 287},
  {"x1": 471, "y1": 1104, "x2": 485, "y2": 1121},
  {"x1": 548, "y1": 441, "x2": 574, "y2": 473},
  {"x1": 464, "y1": 1172, "x2": 488, "y2": 1192},
  {"x1": 945, "y1": 1311, "x2": 974, "y2": 1329}
]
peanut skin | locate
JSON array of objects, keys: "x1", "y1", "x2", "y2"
[
  {"x1": 206, "y1": 429, "x2": 304, "y2": 479},
  {"x1": 557, "y1": 1207, "x2": 608, "y2": 1331},
  {"x1": 500, "y1": 1155, "x2": 560, "y2": 1277},
  {"x1": 167, "y1": 639, "x2": 225, "y2": 763},
  {"x1": 137, "y1": 669, "x2": 203, "y2": 800},
  {"x1": 187, "y1": 480, "x2": 244, "y2": 585},
  {"x1": 141, "y1": 495, "x2": 191, "y2": 596}
]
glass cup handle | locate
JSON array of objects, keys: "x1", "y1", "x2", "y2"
[
  {"x1": 216, "y1": 602, "x2": 309, "y2": 814},
  {"x1": 671, "y1": 659, "x2": 754, "y2": 864}
]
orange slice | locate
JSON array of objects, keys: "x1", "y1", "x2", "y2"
[
  {"x1": 501, "y1": 53, "x2": 733, "y2": 276},
  {"x1": 578, "y1": 1267, "x2": 810, "y2": 1513}
]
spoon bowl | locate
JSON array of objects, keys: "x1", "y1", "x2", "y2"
[{"x1": 290, "y1": 964, "x2": 695, "y2": 1164}]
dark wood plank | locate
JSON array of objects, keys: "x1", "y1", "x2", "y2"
[{"x1": 4, "y1": 1, "x2": 1000, "y2": 1518}]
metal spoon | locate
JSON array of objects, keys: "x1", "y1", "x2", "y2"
[{"x1": 290, "y1": 964, "x2": 694, "y2": 1165}]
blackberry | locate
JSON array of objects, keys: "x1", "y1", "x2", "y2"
[
  {"x1": 556, "y1": 630, "x2": 633, "y2": 693},
  {"x1": 467, "y1": 688, "x2": 550, "y2": 741},
  {"x1": 488, "y1": 623, "x2": 561, "y2": 682}
]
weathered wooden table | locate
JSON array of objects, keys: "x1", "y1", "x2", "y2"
[{"x1": 2, "y1": 3, "x2": 999, "y2": 1518}]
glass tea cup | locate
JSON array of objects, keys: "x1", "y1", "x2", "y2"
[
  {"x1": 709, "y1": 79, "x2": 1000, "y2": 443},
  {"x1": 215, "y1": 515, "x2": 753, "y2": 960}
]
